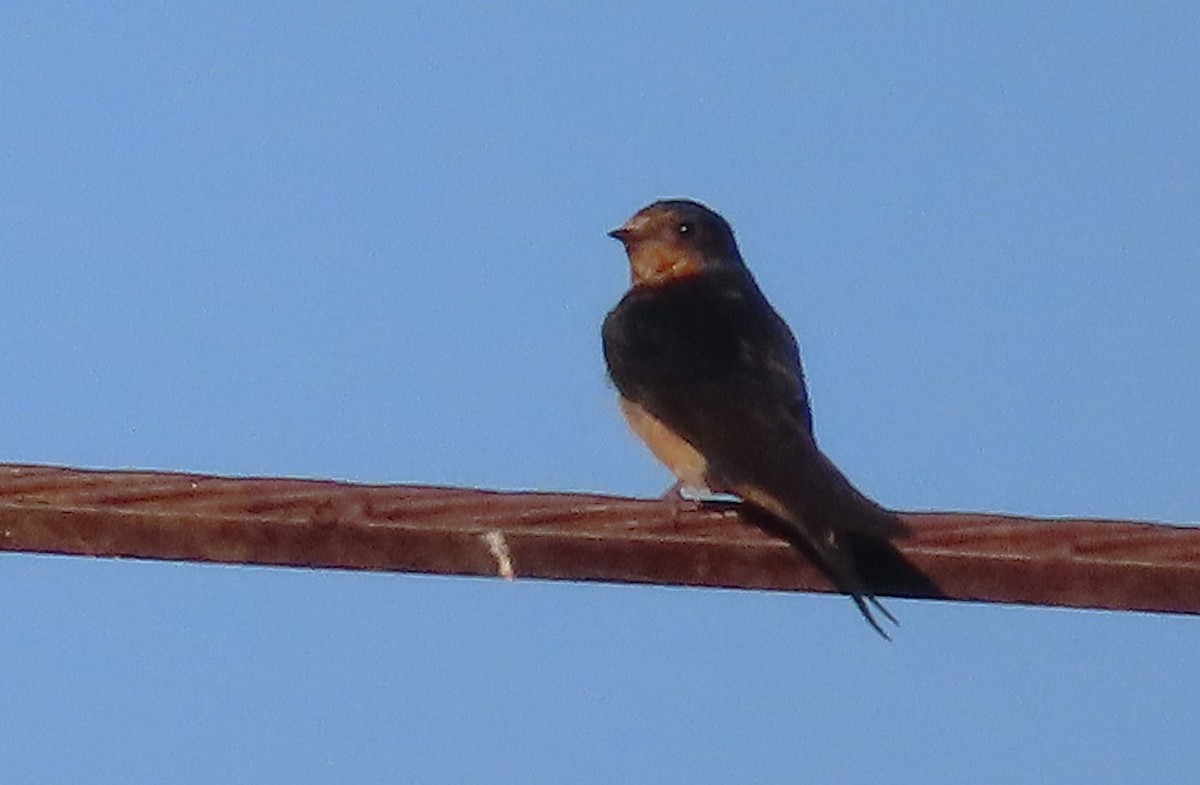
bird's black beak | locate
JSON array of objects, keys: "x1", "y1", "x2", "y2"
[{"x1": 607, "y1": 227, "x2": 630, "y2": 242}]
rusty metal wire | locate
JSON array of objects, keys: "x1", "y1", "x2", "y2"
[{"x1": 1, "y1": 463, "x2": 1197, "y2": 615}]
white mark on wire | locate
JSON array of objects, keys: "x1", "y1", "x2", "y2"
[{"x1": 484, "y1": 531, "x2": 515, "y2": 580}]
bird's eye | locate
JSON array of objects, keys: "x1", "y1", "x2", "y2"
[{"x1": 678, "y1": 222, "x2": 692, "y2": 235}]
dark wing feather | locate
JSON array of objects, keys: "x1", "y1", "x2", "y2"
[
  {"x1": 604, "y1": 273, "x2": 903, "y2": 636},
  {"x1": 603, "y1": 273, "x2": 899, "y2": 539}
]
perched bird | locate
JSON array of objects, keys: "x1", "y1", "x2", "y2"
[{"x1": 602, "y1": 198, "x2": 903, "y2": 636}]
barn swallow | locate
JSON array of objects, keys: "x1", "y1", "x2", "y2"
[{"x1": 602, "y1": 198, "x2": 903, "y2": 637}]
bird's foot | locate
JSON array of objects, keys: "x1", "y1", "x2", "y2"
[{"x1": 660, "y1": 480, "x2": 689, "y2": 530}]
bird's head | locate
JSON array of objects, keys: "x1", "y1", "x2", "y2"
[{"x1": 608, "y1": 199, "x2": 745, "y2": 287}]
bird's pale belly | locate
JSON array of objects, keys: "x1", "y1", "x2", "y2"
[{"x1": 618, "y1": 396, "x2": 711, "y2": 492}]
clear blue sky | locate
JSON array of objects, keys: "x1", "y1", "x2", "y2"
[{"x1": 2, "y1": 4, "x2": 1198, "y2": 783}]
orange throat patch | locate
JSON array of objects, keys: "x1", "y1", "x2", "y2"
[{"x1": 628, "y1": 242, "x2": 705, "y2": 287}]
